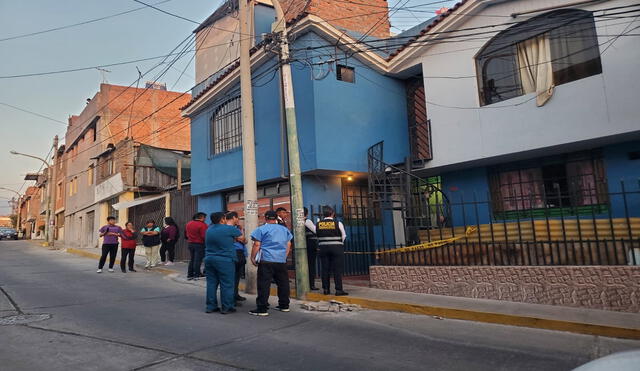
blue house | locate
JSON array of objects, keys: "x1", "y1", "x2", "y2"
[
  {"x1": 182, "y1": 0, "x2": 412, "y2": 230},
  {"x1": 184, "y1": 0, "x2": 640, "y2": 269}
]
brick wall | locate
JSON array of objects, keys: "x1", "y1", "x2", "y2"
[
  {"x1": 370, "y1": 265, "x2": 640, "y2": 312},
  {"x1": 281, "y1": 0, "x2": 391, "y2": 38}
]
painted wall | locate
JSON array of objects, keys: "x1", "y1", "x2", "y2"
[
  {"x1": 441, "y1": 167, "x2": 491, "y2": 226},
  {"x1": 604, "y1": 140, "x2": 640, "y2": 218},
  {"x1": 195, "y1": 4, "x2": 276, "y2": 84},
  {"x1": 190, "y1": 31, "x2": 410, "y2": 197},
  {"x1": 416, "y1": 0, "x2": 640, "y2": 172}
]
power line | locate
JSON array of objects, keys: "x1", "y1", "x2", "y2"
[
  {"x1": 133, "y1": 0, "x2": 200, "y2": 24},
  {"x1": 0, "y1": 102, "x2": 68, "y2": 126},
  {"x1": 0, "y1": 0, "x2": 173, "y2": 43}
]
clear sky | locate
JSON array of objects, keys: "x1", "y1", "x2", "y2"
[{"x1": 0, "y1": 0, "x2": 456, "y2": 214}]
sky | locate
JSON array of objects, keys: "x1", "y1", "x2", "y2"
[{"x1": 0, "y1": 0, "x2": 457, "y2": 214}]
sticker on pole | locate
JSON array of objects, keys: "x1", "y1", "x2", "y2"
[
  {"x1": 245, "y1": 200, "x2": 259, "y2": 216},
  {"x1": 295, "y1": 208, "x2": 305, "y2": 227}
]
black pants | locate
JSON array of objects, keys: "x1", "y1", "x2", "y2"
[
  {"x1": 98, "y1": 244, "x2": 119, "y2": 269},
  {"x1": 319, "y1": 245, "x2": 344, "y2": 291},
  {"x1": 234, "y1": 250, "x2": 246, "y2": 298},
  {"x1": 306, "y1": 238, "x2": 318, "y2": 287},
  {"x1": 120, "y1": 248, "x2": 136, "y2": 271},
  {"x1": 160, "y1": 240, "x2": 176, "y2": 262},
  {"x1": 256, "y1": 262, "x2": 290, "y2": 311},
  {"x1": 187, "y1": 243, "x2": 205, "y2": 278}
]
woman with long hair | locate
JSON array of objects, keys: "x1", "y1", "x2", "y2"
[
  {"x1": 120, "y1": 222, "x2": 138, "y2": 272},
  {"x1": 160, "y1": 216, "x2": 179, "y2": 266}
]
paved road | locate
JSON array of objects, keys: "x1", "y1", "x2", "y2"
[{"x1": 1, "y1": 241, "x2": 638, "y2": 371}]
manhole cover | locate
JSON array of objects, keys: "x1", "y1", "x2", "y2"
[{"x1": 0, "y1": 314, "x2": 51, "y2": 325}]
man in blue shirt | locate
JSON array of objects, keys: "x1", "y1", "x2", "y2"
[
  {"x1": 204, "y1": 212, "x2": 241, "y2": 314},
  {"x1": 249, "y1": 210, "x2": 293, "y2": 316}
]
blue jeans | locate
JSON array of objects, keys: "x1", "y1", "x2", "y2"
[
  {"x1": 204, "y1": 256, "x2": 236, "y2": 312},
  {"x1": 187, "y1": 243, "x2": 205, "y2": 278}
]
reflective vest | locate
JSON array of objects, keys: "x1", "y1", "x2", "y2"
[{"x1": 316, "y1": 218, "x2": 343, "y2": 247}]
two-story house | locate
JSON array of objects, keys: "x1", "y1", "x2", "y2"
[{"x1": 183, "y1": 0, "x2": 409, "y2": 227}]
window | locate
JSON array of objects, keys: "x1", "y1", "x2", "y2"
[
  {"x1": 106, "y1": 197, "x2": 119, "y2": 221},
  {"x1": 87, "y1": 165, "x2": 94, "y2": 186},
  {"x1": 210, "y1": 97, "x2": 242, "y2": 156},
  {"x1": 57, "y1": 182, "x2": 62, "y2": 200},
  {"x1": 73, "y1": 177, "x2": 78, "y2": 195},
  {"x1": 337, "y1": 65, "x2": 355, "y2": 83},
  {"x1": 476, "y1": 9, "x2": 602, "y2": 106},
  {"x1": 489, "y1": 150, "x2": 608, "y2": 218},
  {"x1": 68, "y1": 179, "x2": 73, "y2": 197}
]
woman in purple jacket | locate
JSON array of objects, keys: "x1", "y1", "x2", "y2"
[{"x1": 160, "y1": 217, "x2": 179, "y2": 266}]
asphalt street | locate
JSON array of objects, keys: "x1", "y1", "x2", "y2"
[{"x1": 1, "y1": 240, "x2": 639, "y2": 371}]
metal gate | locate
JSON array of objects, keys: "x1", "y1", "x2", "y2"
[
  {"x1": 170, "y1": 187, "x2": 197, "y2": 261},
  {"x1": 129, "y1": 197, "x2": 166, "y2": 244}
]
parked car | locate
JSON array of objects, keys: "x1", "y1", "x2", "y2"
[{"x1": 0, "y1": 228, "x2": 18, "y2": 240}]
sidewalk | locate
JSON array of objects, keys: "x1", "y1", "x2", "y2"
[{"x1": 47, "y1": 241, "x2": 640, "y2": 340}]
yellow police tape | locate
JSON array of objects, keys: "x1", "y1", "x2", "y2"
[{"x1": 344, "y1": 226, "x2": 478, "y2": 256}]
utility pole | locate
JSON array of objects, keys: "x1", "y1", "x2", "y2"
[
  {"x1": 47, "y1": 135, "x2": 58, "y2": 247},
  {"x1": 272, "y1": 1, "x2": 310, "y2": 298},
  {"x1": 239, "y1": 0, "x2": 259, "y2": 294}
]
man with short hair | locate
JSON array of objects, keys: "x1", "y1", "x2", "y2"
[
  {"x1": 204, "y1": 212, "x2": 241, "y2": 314},
  {"x1": 249, "y1": 210, "x2": 293, "y2": 316},
  {"x1": 97, "y1": 216, "x2": 122, "y2": 273},
  {"x1": 186, "y1": 212, "x2": 208, "y2": 280},
  {"x1": 275, "y1": 207, "x2": 288, "y2": 227},
  {"x1": 225, "y1": 211, "x2": 248, "y2": 303},
  {"x1": 316, "y1": 206, "x2": 348, "y2": 296}
]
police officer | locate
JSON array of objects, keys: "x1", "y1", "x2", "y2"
[
  {"x1": 304, "y1": 207, "x2": 319, "y2": 290},
  {"x1": 249, "y1": 210, "x2": 293, "y2": 316},
  {"x1": 316, "y1": 206, "x2": 348, "y2": 296}
]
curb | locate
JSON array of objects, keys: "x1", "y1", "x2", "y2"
[
  {"x1": 304, "y1": 292, "x2": 640, "y2": 341},
  {"x1": 63, "y1": 246, "x2": 639, "y2": 340}
]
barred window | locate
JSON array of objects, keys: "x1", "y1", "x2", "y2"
[
  {"x1": 489, "y1": 150, "x2": 608, "y2": 218},
  {"x1": 211, "y1": 97, "x2": 242, "y2": 155}
]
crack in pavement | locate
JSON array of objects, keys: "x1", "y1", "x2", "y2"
[
  {"x1": 0, "y1": 285, "x2": 24, "y2": 314},
  {"x1": 24, "y1": 323, "x2": 251, "y2": 370}
]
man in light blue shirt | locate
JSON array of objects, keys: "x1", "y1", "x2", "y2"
[{"x1": 249, "y1": 210, "x2": 293, "y2": 316}]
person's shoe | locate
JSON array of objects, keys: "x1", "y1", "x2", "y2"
[
  {"x1": 206, "y1": 308, "x2": 220, "y2": 313},
  {"x1": 221, "y1": 308, "x2": 237, "y2": 315},
  {"x1": 165, "y1": 261, "x2": 174, "y2": 266},
  {"x1": 108, "y1": 268, "x2": 115, "y2": 273},
  {"x1": 121, "y1": 269, "x2": 127, "y2": 273},
  {"x1": 334, "y1": 290, "x2": 349, "y2": 296},
  {"x1": 310, "y1": 286, "x2": 320, "y2": 291},
  {"x1": 275, "y1": 306, "x2": 290, "y2": 312},
  {"x1": 323, "y1": 289, "x2": 330, "y2": 295},
  {"x1": 235, "y1": 295, "x2": 247, "y2": 301},
  {"x1": 187, "y1": 277, "x2": 194, "y2": 281},
  {"x1": 96, "y1": 269, "x2": 102, "y2": 273},
  {"x1": 129, "y1": 268, "x2": 137, "y2": 272},
  {"x1": 249, "y1": 308, "x2": 269, "y2": 316},
  {"x1": 235, "y1": 301, "x2": 243, "y2": 307}
]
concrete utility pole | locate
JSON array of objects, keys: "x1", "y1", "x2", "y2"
[
  {"x1": 272, "y1": 0, "x2": 310, "y2": 298},
  {"x1": 239, "y1": 0, "x2": 259, "y2": 294},
  {"x1": 48, "y1": 135, "x2": 58, "y2": 247}
]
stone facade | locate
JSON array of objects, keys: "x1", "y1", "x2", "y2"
[{"x1": 370, "y1": 266, "x2": 640, "y2": 312}]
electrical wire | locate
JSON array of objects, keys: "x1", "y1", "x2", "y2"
[{"x1": 0, "y1": 0, "x2": 173, "y2": 43}]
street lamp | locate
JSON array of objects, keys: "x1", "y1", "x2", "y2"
[
  {"x1": 0, "y1": 187, "x2": 23, "y2": 238},
  {"x1": 9, "y1": 146, "x2": 56, "y2": 247}
]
